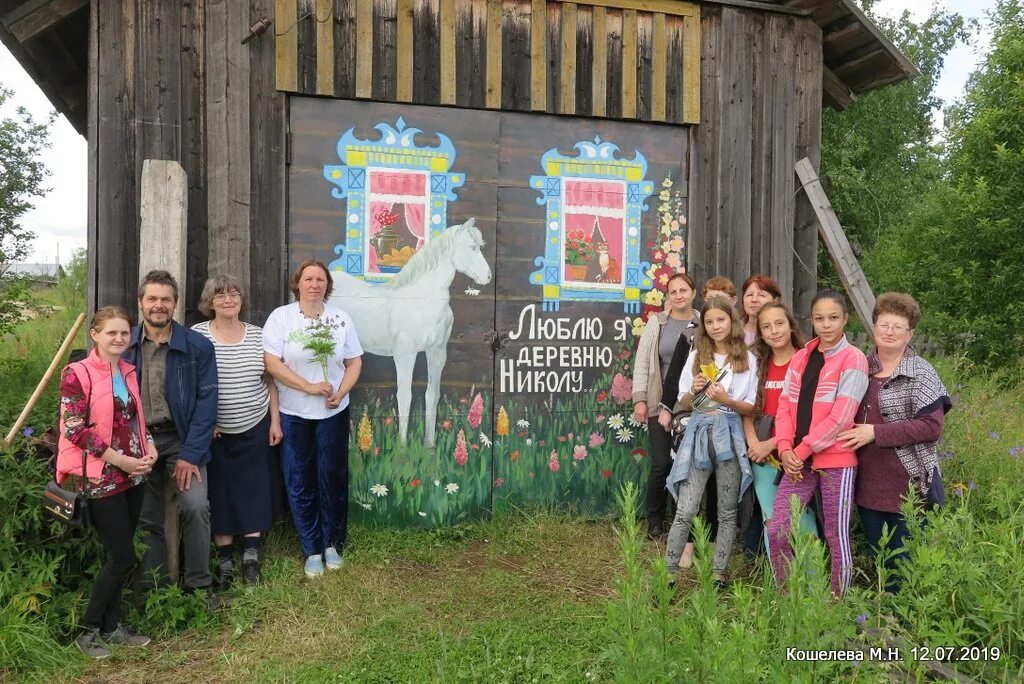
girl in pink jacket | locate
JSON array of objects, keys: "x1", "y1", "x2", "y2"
[{"x1": 765, "y1": 290, "x2": 868, "y2": 597}]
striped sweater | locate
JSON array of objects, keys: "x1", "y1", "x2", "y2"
[{"x1": 775, "y1": 335, "x2": 869, "y2": 469}]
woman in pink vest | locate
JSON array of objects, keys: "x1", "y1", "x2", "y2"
[
  {"x1": 57, "y1": 306, "x2": 157, "y2": 659},
  {"x1": 765, "y1": 290, "x2": 869, "y2": 597}
]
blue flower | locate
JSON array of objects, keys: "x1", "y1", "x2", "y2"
[
  {"x1": 21, "y1": 427, "x2": 34, "y2": 437},
  {"x1": 856, "y1": 613, "x2": 868, "y2": 626},
  {"x1": 953, "y1": 485, "x2": 964, "y2": 497},
  {"x1": 968, "y1": 481, "x2": 977, "y2": 491},
  {"x1": 989, "y1": 431, "x2": 1000, "y2": 440}
]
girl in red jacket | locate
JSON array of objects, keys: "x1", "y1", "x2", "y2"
[{"x1": 765, "y1": 290, "x2": 868, "y2": 597}]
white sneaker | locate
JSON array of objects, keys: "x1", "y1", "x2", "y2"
[
  {"x1": 304, "y1": 554, "x2": 324, "y2": 578},
  {"x1": 324, "y1": 546, "x2": 343, "y2": 570}
]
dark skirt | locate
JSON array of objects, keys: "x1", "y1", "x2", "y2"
[{"x1": 208, "y1": 412, "x2": 273, "y2": 536}]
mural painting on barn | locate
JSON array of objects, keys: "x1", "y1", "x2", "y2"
[{"x1": 287, "y1": 98, "x2": 688, "y2": 527}]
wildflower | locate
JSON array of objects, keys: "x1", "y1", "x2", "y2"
[
  {"x1": 548, "y1": 450, "x2": 560, "y2": 472},
  {"x1": 616, "y1": 428, "x2": 634, "y2": 443},
  {"x1": 669, "y1": 236, "x2": 684, "y2": 252},
  {"x1": 465, "y1": 287, "x2": 480, "y2": 296},
  {"x1": 644, "y1": 289, "x2": 665, "y2": 307},
  {"x1": 662, "y1": 177, "x2": 672, "y2": 188},
  {"x1": 442, "y1": 419, "x2": 453, "y2": 431},
  {"x1": 1011, "y1": 446, "x2": 1021, "y2": 458},
  {"x1": 607, "y1": 414, "x2": 626, "y2": 430},
  {"x1": 471, "y1": 443, "x2": 479, "y2": 451},
  {"x1": 528, "y1": 471, "x2": 536, "y2": 479},
  {"x1": 454, "y1": 430, "x2": 469, "y2": 465},
  {"x1": 525, "y1": 438, "x2": 533, "y2": 447},
  {"x1": 990, "y1": 431, "x2": 1000, "y2": 440},
  {"x1": 631, "y1": 447, "x2": 648, "y2": 462},
  {"x1": 373, "y1": 447, "x2": 381, "y2": 456},
  {"x1": 468, "y1": 393, "x2": 484, "y2": 429},
  {"x1": 357, "y1": 408, "x2": 373, "y2": 452},
  {"x1": 596, "y1": 390, "x2": 608, "y2": 403},
  {"x1": 445, "y1": 482, "x2": 459, "y2": 494},
  {"x1": 558, "y1": 435, "x2": 567, "y2": 442},
  {"x1": 433, "y1": 479, "x2": 441, "y2": 486},
  {"x1": 573, "y1": 445, "x2": 587, "y2": 461},
  {"x1": 856, "y1": 613, "x2": 868, "y2": 626},
  {"x1": 588, "y1": 432, "x2": 605, "y2": 448},
  {"x1": 21, "y1": 427, "x2": 34, "y2": 437},
  {"x1": 494, "y1": 477, "x2": 505, "y2": 487},
  {"x1": 952, "y1": 485, "x2": 964, "y2": 497},
  {"x1": 602, "y1": 469, "x2": 613, "y2": 479},
  {"x1": 361, "y1": 503, "x2": 372, "y2": 510},
  {"x1": 627, "y1": 414, "x2": 644, "y2": 428},
  {"x1": 631, "y1": 318, "x2": 646, "y2": 337},
  {"x1": 410, "y1": 478, "x2": 421, "y2": 488},
  {"x1": 370, "y1": 483, "x2": 389, "y2": 497},
  {"x1": 666, "y1": 253, "x2": 682, "y2": 270},
  {"x1": 496, "y1": 407, "x2": 510, "y2": 437},
  {"x1": 968, "y1": 481, "x2": 977, "y2": 491},
  {"x1": 538, "y1": 440, "x2": 545, "y2": 447},
  {"x1": 595, "y1": 415, "x2": 606, "y2": 423},
  {"x1": 479, "y1": 432, "x2": 492, "y2": 448},
  {"x1": 517, "y1": 418, "x2": 530, "y2": 429},
  {"x1": 384, "y1": 415, "x2": 394, "y2": 426},
  {"x1": 610, "y1": 373, "x2": 633, "y2": 404},
  {"x1": 510, "y1": 450, "x2": 520, "y2": 462},
  {"x1": 418, "y1": 511, "x2": 427, "y2": 517}
]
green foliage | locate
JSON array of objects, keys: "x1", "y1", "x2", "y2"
[
  {"x1": 53, "y1": 249, "x2": 87, "y2": 314},
  {"x1": 134, "y1": 585, "x2": 214, "y2": 637}
]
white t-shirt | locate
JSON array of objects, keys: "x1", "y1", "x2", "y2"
[
  {"x1": 678, "y1": 350, "x2": 758, "y2": 414},
  {"x1": 262, "y1": 303, "x2": 364, "y2": 419}
]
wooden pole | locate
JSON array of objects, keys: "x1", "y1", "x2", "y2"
[
  {"x1": 5, "y1": 312, "x2": 87, "y2": 446},
  {"x1": 794, "y1": 157, "x2": 876, "y2": 334}
]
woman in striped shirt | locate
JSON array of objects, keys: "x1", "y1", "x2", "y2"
[{"x1": 193, "y1": 275, "x2": 282, "y2": 587}]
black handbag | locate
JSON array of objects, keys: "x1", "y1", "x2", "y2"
[{"x1": 42, "y1": 370, "x2": 91, "y2": 529}]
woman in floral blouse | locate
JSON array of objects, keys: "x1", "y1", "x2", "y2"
[{"x1": 57, "y1": 306, "x2": 157, "y2": 659}]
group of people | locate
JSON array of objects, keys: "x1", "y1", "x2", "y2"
[
  {"x1": 632, "y1": 274, "x2": 951, "y2": 597},
  {"x1": 55, "y1": 260, "x2": 363, "y2": 659}
]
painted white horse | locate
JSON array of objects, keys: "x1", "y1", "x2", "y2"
[{"x1": 330, "y1": 218, "x2": 491, "y2": 447}]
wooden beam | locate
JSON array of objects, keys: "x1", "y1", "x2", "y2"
[
  {"x1": 697, "y1": 0, "x2": 808, "y2": 16},
  {"x1": 485, "y1": 0, "x2": 502, "y2": 108},
  {"x1": 822, "y1": 66, "x2": 856, "y2": 110},
  {"x1": 560, "y1": 2, "x2": 577, "y2": 114},
  {"x1": 651, "y1": 12, "x2": 665, "y2": 120},
  {"x1": 531, "y1": 0, "x2": 546, "y2": 111},
  {"x1": 3, "y1": 0, "x2": 87, "y2": 43},
  {"x1": 621, "y1": 9, "x2": 636, "y2": 118},
  {"x1": 835, "y1": 0, "x2": 919, "y2": 80},
  {"x1": 440, "y1": 0, "x2": 456, "y2": 104},
  {"x1": 794, "y1": 157, "x2": 876, "y2": 329},
  {"x1": 681, "y1": 9, "x2": 699, "y2": 124}
]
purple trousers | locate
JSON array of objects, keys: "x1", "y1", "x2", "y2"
[{"x1": 766, "y1": 464, "x2": 856, "y2": 597}]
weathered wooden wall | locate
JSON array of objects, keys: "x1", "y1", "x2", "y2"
[
  {"x1": 686, "y1": 4, "x2": 822, "y2": 323},
  {"x1": 274, "y1": 0, "x2": 701, "y2": 124},
  {"x1": 88, "y1": 0, "x2": 286, "y2": 325}
]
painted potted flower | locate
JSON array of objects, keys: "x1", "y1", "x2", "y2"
[{"x1": 564, "y1": 230, "x2": 595, "y2": 281}]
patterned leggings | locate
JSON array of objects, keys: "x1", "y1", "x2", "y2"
[{"x1": 766, "y1": 465, "x2": 856, "y2": 597}]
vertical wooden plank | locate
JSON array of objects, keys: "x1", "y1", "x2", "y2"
[
  {"x1": 575, "y1": 5, "x2": 592, "y2": 115},
  {"x1": 769, "y1": 15, "x2": 795, "y2": 306},
  {"x1": 634, "y1": 11, "x2": 652, "y2": 120},
  {"x1": 749, "y1": 12, "x2": 770, "y2": 274},
  {"x1": 651, "y1": 12, "x2": 666, "y2": 120},
  {"x1": 560, "y1": 2, "x2": 576, "y2": 114},
  {"x1": 413, "y1": 0, "x2": 441, "y2": 103},
  {"x1": 397, "y1": 0, "x2": 414, "y2": 100},
  {"x1": 250, "y1": 0, "x2": 287, "y2": 324},
  {"x1": 207, "y1": 0, "x2": 252, "y2": 291},
  {"x1": 440, "y1": 0, "x2": 456, "y2": 103},
  {"x1": 664, "y1": 16, "x2": 682, "y2": 122},
  {"x1": 181, "y1": 0, "x2": 208, "y2": 320},
  {"x1": 456, "y1": 0, "x2": 487, "y2": 107},
  {"x1": 502, "y1": 0, "x2": 531, "y2": 110},
  {"x1": 297, "y1": 1, "x2": 318, "y2": 93},
  {"x1": 486, "y1": 0, "x2": 502, "y2": 107},
  {"x1": 591, "y1": 6, "x2": 606, "y2": 116},
  {"x1": 720, "y1": 8, "x2": 753, "y2": 282},
  {"x1": 317, "y1": 0, "x2": 335, "y2": 94},
  {"x1": 355, "y1": 0, "x2": 373, "y2": 96},
  {"x1": 136, "y1": 1, "x2": 181, "y2": 163},
  {"x1": 686, "y1": 5, "x2": 719, "y2": 282},
  {"x1": 373, "y1": 0, "x2": 398, "y2": 100},
  {"x1": 275, "y1": 0, "x2": 298, "y2": 91},
  {"x1": 793, "y1": 16, "x2": 823, "y2": 323},
  {"x1": 682, "y1": 9, "x2": 700, "y2": 124},
  {"x1": 621, "y1": 9, "x2": 636, "y2": 118},
  {"x1": 86, "y1": 0, "x2": 98, "y2": 316},
  {"x1": 333, "y1": 0, "x2": 357, "y2": 97},
  {"x1": 605, "y1": 9, "x2": 622, "y2": 118},
  {"x1": 545, "y1": 2, "x2": 561, "y2": 113},
  {"x1": 530, "y1": 0, "x2": 546, "y2": 110}
]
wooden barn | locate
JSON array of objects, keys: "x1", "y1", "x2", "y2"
[{"x1": 2, "y1": 0, "x2": 916, "y2": 524}]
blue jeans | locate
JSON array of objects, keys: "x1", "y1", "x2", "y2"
[
  {"x1": 858, "y1": 506, "x2": 910, "y2": 593},
  {"x1": 280, "y1": 409, "x2": 351, "y2": 557}
]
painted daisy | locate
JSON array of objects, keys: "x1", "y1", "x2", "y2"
[
  {"x1": 607, "y1": 414, "x2": 626, "y2": 430},
  {"x1": 525, "y1": 437, "x2": 533, "y2": 447},
  {"x1": 370, "y1": 483, "x2": 389, "y2": 497},
  {"x1": 479, "y1": 432, "x2": 493, "y2": 448},
  {"x1": 615, "y1": 428, "x2": 634, "y2": 443},
  {"x1": 627, "y1": 414, "x2": 644, "y2": 428},
  {"x1": 517, "y1": 419, "x2": 530, "y2": 429},
  {"x1": 445, "y1": 482, "x2": 460, "y2": 494},
  {"x1": 465, "y1": 287, "x2": 481, "y2": 296}
]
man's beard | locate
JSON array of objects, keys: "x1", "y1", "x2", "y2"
[{"x1": 144, "y1": 313, "x2": 171, "y2": 328}]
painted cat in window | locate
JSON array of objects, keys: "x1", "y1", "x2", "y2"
[{"x1": 594, "y1": 242, "x2": 621, "y2": 283}]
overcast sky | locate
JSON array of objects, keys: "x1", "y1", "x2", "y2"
[{"x1": 0, "y1": 0, "x2": 1001, "y2": 265}]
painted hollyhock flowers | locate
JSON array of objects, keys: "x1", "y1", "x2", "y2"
[
  {"x1": 454, "y1": 429, "x2": 469, "y2": 465},
  {"x1": 468, "y1": 393, "x2": 484, "y2": 429}
]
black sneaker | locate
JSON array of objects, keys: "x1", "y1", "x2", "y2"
[
  {"x1": 647, "y1": 519, "x2": 664, "y2": 539},
  {"x1": 216, "y1": 562, "x2": 234, "y2": 592},
  {"x1": 242, "y1": 558, "x2": 261, "y2": 585},
  {"x1": 74, "y1": 629, "x2": 110, "y2": 659},
  {"x1": 100, "y1": 624, "x2": 152, "y2": 647}
]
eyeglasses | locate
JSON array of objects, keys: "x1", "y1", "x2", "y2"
[
  {"x1": 212, "y1": 290, "x2": 242, "y2": 302},
  {"x1": 874, "y1": 322, "x2": 910, "y2": 333}
]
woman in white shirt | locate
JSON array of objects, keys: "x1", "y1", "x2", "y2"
[
  {"x1": 263, "y1": 259, "x2": 364, "y2": 578},
  {"x1": 665, "y1": 297, "x2": 756, "y2": 586}
]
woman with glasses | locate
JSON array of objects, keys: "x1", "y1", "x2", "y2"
[
  {"x1": 837, "y1": 293, "x2": 950, "y2": 592},
  {"x1": 192, "y1": 275, "x2": 283, "y2": 587}
]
